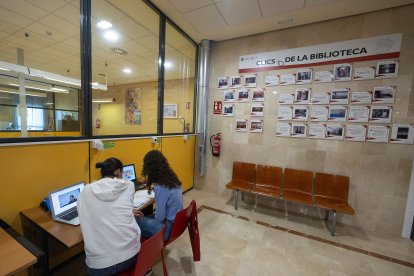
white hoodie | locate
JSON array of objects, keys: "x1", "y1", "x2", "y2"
[{"x1": 78, "y1": 177, "x2": 141, "y2": 269}]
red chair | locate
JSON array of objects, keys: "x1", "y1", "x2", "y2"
[{"x1": 118, "y1": 225, "x2": 167, "y2": 276}]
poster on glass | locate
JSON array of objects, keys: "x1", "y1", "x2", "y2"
[
  {"x1": 163, "y1": 104, "x2": 178, "y2": 118},
  {"x1": 390, "y1": 124, "x2": 414, "y2": 144},
  {"x1": 291, "y1": 123, "x2": 307, "y2": 138},
  {"x1": 348, "y1": 106, "x2": 369, "y2": 122},
  {"x1": 353, "y1": 67, "x2": 375, "y2": 80},
  {"x1": 314, "y1": 71, "x2": 332, "y2": 83},
  {"x1": 250, "y1": 120, "x2": 263, "y2": 133},
  {"x1": 277, "y1": 106, "x2": 293, "y2": 120},
  {"x1": 265, "y1": 75, "x2": 279, "y2": 86},
  {"x1": 223, "y1": 104, "x2": 234, "y2": 117},
  {"x1": 280, "y1": 74, "x2": 296, "y2": 86},
  {"x1": 278, "y1": 93, "x2": 294, "y2": 104},
  {"x1": 333, "y1": 63, "x2": 352, "y2": 81},
  {"x1": 235, "y1": 119, "x2": 248, "y2": 132},
  {"x1": 251, "y1": 103, "x2": 264, "y2": 117},
  {"x1": 294, "y1": 88, "x2": 311, "y2": 104},
  {"x1": 244, "y1": 74, "x2": 257, "y2": 88},
  {"x1": 330, "y1": 88, "x2": 350, "y2": 104},
  {"x1": 237, "y1": 89, "x2": 250, "y2": 102},
  {"x1": 345, "y1": 125, "x2": 367, "y2": 142},
  {"x1": 369, "y1": 106, "x2": 392, "y2": 123},
  {"x1": 292, "y1": 106, "x2": 308, "y2": 121},
  {"x1": 367, "y1": 125, "x2": 390, "y2": 143},
  {"x1": 326, "y1": 124, "x2": 345, "y2": 140},
  {"x1": 251, "y1": 88, "x2": 265, "y2": 102},
  {"x1": 372, "y1": 86, "x2": 395, "y2": 104},
  {"x1": 311, "y1": 92, "x2": 330, "y2": 104},
  {"x1": 328, "y1": 106, "x2": 347, "y2": 122},
  {"x1": 276, "y1": 122, "x2": 291, "y2": 137},
  {"x1": 375, "y1": 60, "x2": 399, "y2": 79},
  {"x1": 351, "y1": 91, "x2": 372, "y2": 104},
  {"x1": 309, "y1": 123, "x2": 326, "y2": 139},
  {"x1": 230, "y1": 75, "x2": 242, "y2": 88},
  {"x1": 296, "y1": 69, "x2": 312, "y2": 84},
  {"x1": 310, "y1": 106, "x2": 328, "y2": 122},
  {"x1": 223, "y1": 90, "x2": 235, "y2": 102},
  {"x1": 218, "y1": 76, "x2": 229, "y2": 89}
]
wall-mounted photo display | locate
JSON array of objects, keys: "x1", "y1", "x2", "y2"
[
  {"x1": 311, "y1": 92, "x2": 330, "y2": 104},
  {"x1": 251, "y1": 103, "x2": 264, "y2": 117},
  {"x1": 250, "y1": 120, "x2": 263, "y2": 133},
  {"x1": 278, "y1": 106, "x2": 293, "y2": 120},
  {"x1": 244, "y1": 74, "x2": 257, "y2": 88},
  {"x1": 330, "y1": 88, "x2": 350, "y2": 104},
  {"x1": 353, "y1": 67, "x2": 375, "y2": 80},
  {"x1": 314, "y1": 71, "x2": 333, "y2": 83},
  {"x1": 280, "y1": 74, "x2": 296, "y2": 86},
  {"x1": 223, "y1": 90, "x2": 235, "y2": 102},
  {"x1": 310, "y1": 106, "x2": 328, "y2": 122},
  {"x1": 369, "y1": 105, "x2": 392, "y2": 123},
  {"x1": 328, "y1": 106, "x2": 347, "y2": 122},
  {"x1": 251, "y1": 88, "x2": 265, "y2": 102},
  {"x1": 294, "y1": 88, "x2": 311, "y2": 104},
  {"x1": 230, "y1": 75, "x2": 242, "y2": 88},
  {"x1": 235, "y1": 119, "x2": 248, "y2": 132},
  {"x1": 376, "y1": 60, "x2": 399, "y2": 79},
  {"x1": 345, "y1": 125, "x2": 367, "y2": 142},
  {"x1": 309, "y1": 123, "x2": 326, "y2": 139},
  {"x1": 351, "y1": 91, "x2": 372, "y2": 104},
  {"x1": 333, "y1": 63, "x2": 352, "y2": 81},
  {"x1": 296, "y1": 68, "x2": 312, "y2": 84},
  {"x1": 265, "y1": 75, "x2": 279, "y2": 86},
  {"x1": 390, "y1": 124, "x2": 414, "y2": 144},
  {"x1": 367, "y1": 125, "x2": 390, "y2": 143},
  {"x1": 237, "y1": 89, "x2": 250, "y2": 102},
  {"x1": 291, "y1": 123, "x2": 307, "y2": 138},
  {"x1": 218, "y1": 76, "x2": 229, "y2": 89},
  {"x1": 163, "y1": 104, "x2": 178, "y2": 118},
  {"x1": 326, "y1": 124, "x2": 345, "y2": 140},
  {"x1": 372, "y1": 86, "x2": 395, "y2": 104},
  {"x1": 223, "y1": 104, "x2": 234, "y2": 116},
  {"x1": 348, "y1": 106, "x2": 369, "y2": 122},
  {"x1": 292, "y1": 106, "x2": 308, "y2": 121},
  {"x1": 278, "y1": 93, "x2": 295, "y2": 104},
  {"x1": 276, "y1": 122, "x2": 291, "y2": 137}
]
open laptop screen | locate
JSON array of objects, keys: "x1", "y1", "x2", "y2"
[
  {"x1": 122, "y1": 164, "x2": 137, "y2": 182},
  {"x1": 49, "y1": 182, "x2": 84, "y2": 217}
]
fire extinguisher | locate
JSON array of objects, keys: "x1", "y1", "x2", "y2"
[
  {"x1": 96, "y1": 119, "x2": 101, "y2": 128},
  {"x1": 210, "y1": 133, "x2": 222, "y2": 157}
]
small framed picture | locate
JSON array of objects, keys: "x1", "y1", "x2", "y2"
[
  {"x1": 230, "y1": 75, "x2": 242, "y2": 88},
  {"x1": 251, "y1": 103, "x2": 264, "y2": 117},
  {"x1": 235, "y1": 119, "x2": 248, "y2": 132},
  {"x1": 333, "y1": 63, "x2": 352, "y2": 81},
  {"x1": 265, "y1": 75, "x2": 279, "y2": 86},
  {"x1": 244, "y1": 74, "x2": 257, "y2": 88},
  {"x1": 250, "y1": 120, "x2": 263, "y2": 133},
  {"x1": 326, "y1": 124, "x2": 345, "y2": 140},
  {"x1": 251, "y1": 88, "x2": 265, "y2": 102},
  {"x1": 294, "y1": 88, "x2": 311, "y2": 104},
  {"x1": 345, "y1": 125, "x2": 367, "y2": 142},
  {"x1": 351, "y1": 91, "x2": 372, "y2": 104},
  {"x1": 237, "y1": 89, "x2": 250, "y2": 102},
  {"x1": 311, "y1": 92, "x2": 330, "y2": 104},
  {"x1": 309, "y1": 123, "x2": 326, "y2": 139},
  {"x1": 218, "y1": 77, "x2": 228, "y2": 89},
  {"x1": 367, "y1": 125, "x2": 390, "y2": 143},
  {"x1": 292, "y1": 106, "x2": 308, "y2": 121},
  {"x1": 296, "y1": 69, "x2": 312, "y2": 84},
  {"x1": 280, "y1": 74, "x2": 296, "y2": 86},
  {"x1": 310, "y1": 106, "x2": 328, "y2": 122},
  {"x1": 291, "y1": 123, "x2": 307, "y2": 138},
  {"x1": 354, "y1": 67, "x2": 375, "y2": 80},
  {"x1": 278, "y1": 106, "x2": 293, "y2": 120},
  {"x1": 276, "y1": 122, "x2": 291, "y2": 137},
  {"x1": 348, "y1": 106, "x2": 369, "y2": 123},
  {"x1": 328, "y1": 106, "x2": 347, "y2": 122},
  {"x1": 314, "y1": 71, "x2": 332, "y2": 83},
  {"x1": 223, "y1": 104, "x2": 234, "y2": 116},
  {"x1": 163, "y1": 104, "x2": 178, "y2": 118},
  {"x1": 376, "y1": 60, "x2": 399, "y2": 79},
  {"x1": 278, "y1": 93, "x2": 294, "y2": 105},
  {"x1": 223, "y1": 90, "x2": 235, "y2": 102},
  {"x1": 369, "y1": 106, "x2": 392, "y2": 123},
  {"x1": 372, "y1": 86, "x2": 395, "y2": 104},
  {"x1": 390, "y1": 124, "x2": 414, "y2": 144},
  {"x1": 330, "y1": 88, "x2": 350, "y2": 104}
]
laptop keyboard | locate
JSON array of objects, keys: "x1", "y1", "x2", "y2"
[{"x1": 61, "y1": 210, "x2": 78, "y2": 221}]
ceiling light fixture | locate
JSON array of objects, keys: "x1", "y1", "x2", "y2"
[
  {"x1": 0, "y1": 89, "x2": 46, "y2": 98},
  {"x1": 104, "y1": 30, "x2": 119, "y2": 41},
  {"x1": 92, "y1": 98, "x2": 116, "y2": 103},
  {"x1": 123, "y1": 68, "x2": 132, "y2": 74},
  {"x1": 164, "y1": 61, "x2": 173, "y2": 69},
  {"x1": 96, "y1": 20, "x2": 112, "y2": 30}
]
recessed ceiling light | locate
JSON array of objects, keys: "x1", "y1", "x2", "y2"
[
  {"x1": 164, "y1": 61, "x2": 173, "y2": 69},
  {"x1": 123, "y1": 68, "x2": 132, "y2": 74},
  {"x1": 96, "y1": 20, "x2": 112, "y2": 30},
  {"x1": 103, "y1": 30, "x2": 119, "y2": 41}
]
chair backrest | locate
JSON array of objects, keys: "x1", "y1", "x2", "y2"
[
  {"x1": 188, "y1": 200, "x2": 200, "y2": 262},
  {"x1": 314, "y1": 172, "x2": 350, "y2": 201},
  {"x1": 165, "y1": 201, "x2": 193, "y2": 246},
  {"x1": 131, "y1": 225, "x2": 166, "y2": 276},
  {"x1": 283, "y1": 168, "x2": 313, "y2": 194},
  {"x1": 255, "y1": 165, "x2": 282, "y2": 187},
  {"x1": 232, "y1": 162, "x2": 256, "y2": 183}
]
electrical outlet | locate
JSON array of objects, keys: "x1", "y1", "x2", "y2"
[{"x1": 151, "y1": 137, "x2": 159, "y2": 144}]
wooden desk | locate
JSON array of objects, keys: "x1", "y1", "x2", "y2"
[{"x1": 0, "y1": 228, "x2": 37, "y2": 276}]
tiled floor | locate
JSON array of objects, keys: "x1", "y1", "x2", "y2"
[{"x1": 54, "y1": 188, "x2": 414, "y2": 275}]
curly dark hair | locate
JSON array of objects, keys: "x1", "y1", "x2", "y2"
[{"x1": 142, "y1": 150, "x2": 181, "y2": 189}]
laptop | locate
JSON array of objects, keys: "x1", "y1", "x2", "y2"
[
  {"x1": 48, "y1": 182, "x2": 85, "y2": 226},
  {"x1": 122, "y1": 164, "x2": 146, "y2": 191}
]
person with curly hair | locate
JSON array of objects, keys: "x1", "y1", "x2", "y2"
[{"x1": 135, "y1": 150, "x2": 183, "y2": 240}]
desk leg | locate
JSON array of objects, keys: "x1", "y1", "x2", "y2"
[
  {"x1": 331, "y1": 211, "x2": 336, "y2": 236},
  {"x1": 235, "y1": 190, "x2": 239, "y2": 210}
]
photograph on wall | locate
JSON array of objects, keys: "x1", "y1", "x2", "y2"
[
  {"x1": 369, "y1": 106, "x2": 392, "y2": 123},
  {"x1": 250, "y1": 120, "x2": 263, "y2": 133},
  {"x1": 223, "y1": 104, "x2": 234, "y2": 117},
  {"x1": 372, "y1": 86, "x2": 395, "y2": 104},
  {"x1": 310, "y1": 106, "x2": 328, "y2": 122},
  {"x1": 294, "y1": 88, "x2": 311, "y2": 104},
  {"x1": 330, "y1": 88, "x2": 350, "y2": 104},
  {"x1": 367, "y1": 125, "x2": 390, "y2": 143},
  {"x1": 223, "y1": 90, "x2": 235, "y2": 102},
  {"x1": 333, "y1": 63, "x2": 352, "y2": 81},
  {"x1": 163, "y1": 104, "x2": 178, "y2": 118},
  {"x1": 244, "y1": 74, "x2": 257, "y2": 88},
  {"x1": 277, "y1": 106, "x2": 293, "y2": 120},
  {"x1": 390, "y1": 124, "x2": 414, "y2": 144},
  {"x1": 291, "y1": 123, "x2": 307, "y2": 138},
  {"x1": 276, "y1": 122, "x2": 291, "y2": 137},
  {"x1": 251, "y1": 88, "x2": 265, "y2": 102},
  {"x1": 348, "y1": 106, "x2": 369, "y2": 122},
  {"x1": 230, "y1": 75, "x2": 242, "y2": 88},
  {"x1": 292, "y1": 106, "x2": 308, "y2": 121},
  {"x1": 235, "y1": 119, "x2": 248, "y2": 132},
  {"x1": 125, "y1": 87, "x2": 142, "y2": 125},
  {"x1": 251, "y1": 103, "x2": 264, "y2": 117},
  {"x1": 265, "y1": 75, "x2": 279, "y2": 86},
  {"x1": 328, "y1": 106, "x2": 347, "y2": 122},
  {"x1": 351, "y1": 91, "x2": 372, "y2": 104},
  {"x1": 237, "y1": 88, "x2": 250, "y2": 102},
  {"x1": 311, "y1": 92, "x2": 330, "y2": 104},
  {"x1": 314, "y1": 71, "x2": 332, "y2": 83},
  {"x1": 309, "y1": 123, "x2": 327, "y2": 139},
  {"x1": 326, "y1": 124, "x2": 345, "y2": 140},
  {"x1": 376, "y1": 60, "x2": 399, "y2": 79},
  {"x1": 345, "y1": 125, "x2": 367, "y2": 142},
  {"x1": 353, "y1": 67, "x2": 375, "y2": 80},
  {"x1": 218, "y1": 76, "x2": 229, "y2": 89},
  {"x1": 296, "y1": 69, "x2": 312, "y2": 84},
  {"x1": 278, "y1": 93, "x2": 294, "y2": 104},
  {"x1": 280, "y1": 73, "x2": 296, "y2": 86}
]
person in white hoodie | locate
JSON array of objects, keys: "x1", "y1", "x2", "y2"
[{"x1": 78, "y1": 157, "x2": 141, "y2": 276}]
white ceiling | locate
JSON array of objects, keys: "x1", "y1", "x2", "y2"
[{"x1": 151, "y1": 0, "x2": 414, "y2": 42}]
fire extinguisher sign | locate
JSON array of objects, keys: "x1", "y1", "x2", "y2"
[{"x1": 213, "y1": 101, "x2": 222, "y2": 114}]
